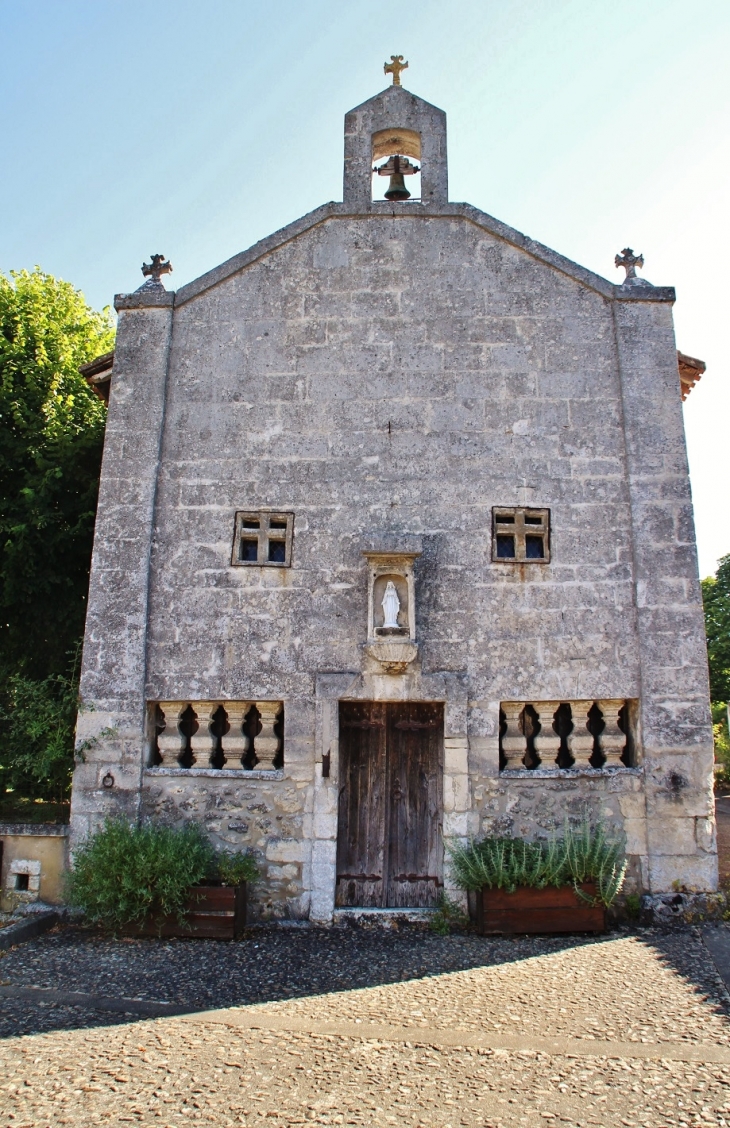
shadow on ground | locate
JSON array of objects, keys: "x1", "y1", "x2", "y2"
[{"x1": 2, "y1": 920, "x2": 729, "y2": 1040}]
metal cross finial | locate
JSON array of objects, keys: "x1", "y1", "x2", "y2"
[
  {"x1": 384, "y1": 55, "x2": 408, "y2": 86},
  {"x1": 615, "y1": 247, "x2": 644, "y2": 282},
  {"x1": 141, "y1": 254, "x2": 173, "y2": 284}
]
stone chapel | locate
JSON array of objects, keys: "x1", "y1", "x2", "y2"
[{"x1": 70, "y1": 70, "x2": 717, "y2": 920}]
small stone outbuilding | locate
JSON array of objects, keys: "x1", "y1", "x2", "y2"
[{"x1": 71, "y1": 77, "x2": 717, "y2": 920}]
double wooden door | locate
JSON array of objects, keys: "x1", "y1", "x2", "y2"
[{"x1": 335, "y1": 701, "x2": 443, "y2": 908}]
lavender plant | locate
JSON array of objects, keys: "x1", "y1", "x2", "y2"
[{"x1": 449, "y1": 817, "x2": 627, "y2": 907}]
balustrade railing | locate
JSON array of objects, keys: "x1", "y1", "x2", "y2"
[
  {"x1": 150, "y1": 701, "x2": 284, "y2": 771},
  {"x1": 500, "y1": 699, "x2": 633, "y2": 770}
]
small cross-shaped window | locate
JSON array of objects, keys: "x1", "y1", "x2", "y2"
[
  {"x1": 492, "y1": 507, "x2": 550, "y2": 563},
  {"x1": 232, "y1": 511, "x2": 294, "y2": 567}
]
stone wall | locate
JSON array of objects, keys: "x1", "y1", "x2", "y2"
[
  {"x1": 146, "y1": 212, "x2": 640, "y2": 708},
  {"x1": 0, "y1": 825, "x2": 69, "y2": 909},
  {"x1": 472, "y1": 771, "x2": 646, "y2": 890},
  {"x1": 141, "y1": 772, "x2": 311, "y2": 920},
  {"x1": 70, "y1": 84, "x2": 716, "y2": 913}
]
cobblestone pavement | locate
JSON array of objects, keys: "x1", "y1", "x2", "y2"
[{"x1": 2, "y1": 924, "x2": 730, "y2": 1127}]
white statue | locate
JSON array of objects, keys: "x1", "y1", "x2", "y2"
[{"x1": 381, "y1": 580, "x2": 401, "y2": 629}]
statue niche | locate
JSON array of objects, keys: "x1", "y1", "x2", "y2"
[
  {"x1": 363, "y1": 550, "x2": 419, "y2": 673},
  {"x1": 374, "y1": 575, "x2": 408, "y2": 635}
]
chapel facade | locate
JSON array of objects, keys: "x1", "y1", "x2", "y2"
[{"x1": 70, "y1": 76, "x2": 717, "y2": 920}]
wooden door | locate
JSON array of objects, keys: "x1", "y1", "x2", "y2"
[
  {"x1": 385, "y1": 702, "x2": 443, "y2": 907},
  {"x1": 336, "y1": 701, "x2": 443, "y2": 908},
  {"x1": 335, "y1": 702, "x2": 387, "y2": 908}
]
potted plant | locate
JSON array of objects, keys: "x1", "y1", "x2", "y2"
[
  {"x1": 450, "y1": 819, "x2": 627, "y2": 935},
  {"x1": 67, "y1": 819, "x2": 257, "y2": 939}
]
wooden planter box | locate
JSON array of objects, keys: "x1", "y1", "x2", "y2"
[
  {"x1": 477, "y1": 883, "x2": 606, "y2": 935},
  {"x1": 124, "y1": 883, "x2": 247, "y2": 940}
]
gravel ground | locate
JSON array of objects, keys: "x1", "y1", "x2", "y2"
[
  {"x1": 0, "y1": 924, "x2": 622, "y2": 1038},
  {"x1": 2, "y1": 922, "x2": 730, "y2": 1127}
]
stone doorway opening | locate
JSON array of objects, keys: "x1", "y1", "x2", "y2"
[{"x1": 335, "y1": 701, "x2": 443, "y2": 908}]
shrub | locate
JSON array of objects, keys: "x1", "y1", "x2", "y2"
[
  {"x1": 623, "y1": 892, "x2": 641, "y2": 920},
  {"x1": 67, "y1": 820, "x2": 215, "y2": 929},
  {"x1": 449, "y1": 818, "x2": 627, "y2": 907},
  {"x1": 430, "y1": 892, "x2": 470, "y2": 935},
  {"x1": 214, "y1": 850, "x2": 258, "y2": 887}
]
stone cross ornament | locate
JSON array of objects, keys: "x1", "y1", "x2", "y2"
[
  {"x1": 384, "y1": 55, "x2": 408, "y2": 86},
  {"x1": 615, "y1": 247, "x2": 644, "y2": 282},
  {"x1": 141, "y1": 254, "x2": 173, "y2": 285}
]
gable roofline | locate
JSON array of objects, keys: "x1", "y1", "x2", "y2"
[
  {"x1": 115, "y1": 201, "x2": 675, "y2": 311},
  {"x1": 347, "y1": 83, "x2": 446, "y2": 120}
]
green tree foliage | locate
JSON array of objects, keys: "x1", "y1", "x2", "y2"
[
  {"x1": 703, "y1": 554, "x2": 730, "y2": 704},
  {"x1": 0, "y1": 652, "x2": 82, "y2": 803},
  {"x1": 0, "y1": 269, "x2": 114, "y2": 804},
  {"x1": 711, "y1": 701, "x2": 730, "y2": 783},
  {"x1": 0, "y1": 268, "x2": 114, "y2": 679}
]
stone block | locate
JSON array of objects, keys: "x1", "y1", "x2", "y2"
[
  {"x1": 646, "y1": 817, "x2": 699, "y2": 856},
  {"x1": 696, "y1": 816, "x2": 716, "y2": 853},
  {"x1": 649, "y1": 853, "x2": 718, "y2": 894},
  {"x1": 312, "y1": 810, "x2": 337, "y2": 840},
  {"x1": 285, "y1": 764, "x2": 312, "y2": 784},
  {"x1": 443, "y1": 739, "x2": 469, "y2": 774},
  {"x1": 443, "y1": 773, "x2": 470, "y2": 814},
  {"x1": 618, "y1": 793, "x2": 646, "y2": 820},
  {"x1": 311, "y1": 838, "x2": 337, "y2": 867},
  {"x1": 75, "y1": 711, "x2": 117, "y2": 744},
  {"x1": 443, "y1": 811, "x2": 469, "y2": 839},
  {"x1": 645, "y1": 788, "x2": 714, "y2": 821},
  {"x1": 622, "y1": 817, "x2": 648, "y2": 857},
  {"x1": 310, "y1": 889, "x2": 335, "y2": 924}
]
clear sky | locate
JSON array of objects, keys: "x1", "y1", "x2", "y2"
[{"x1": 2, "y1": 0, "x2": 728, "y2": 577}]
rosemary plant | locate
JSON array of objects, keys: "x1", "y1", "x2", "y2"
[{"x1": 449, "y1": 818, "x2": 627, "y2": 907}]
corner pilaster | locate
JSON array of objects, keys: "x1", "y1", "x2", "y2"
[
  {"x1": 70, "y1": 287, "x2": 174, "y2": 846},
  {"x1": 612, "y1": 293, "x2": 716, "y2": 892}
]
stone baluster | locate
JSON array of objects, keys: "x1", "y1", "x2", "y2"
[
  {"x1": 223, "y1": 703, "x2": 251, "y2": 769},
  {"x1": 567, "y1": 701, "x2": 594, "y2": 767},
  {"x1": 254, "y1": 701, "x2": 282, "y2": 770},
  {"x1": 190, "y1": 701, "x2": 218, "y2": 767},
  {"x1": 597, "y1": 700, "x2": 626, "y2": 766},
  {"x1": 157, "y1": 702, "x2": 187, "y2": 767},
  {"x1": 501, "y1": 702, "x2": 527, "y2": 770},
  {"x1": 533, "y1": 702, "x2": 561, "y2": 767}
]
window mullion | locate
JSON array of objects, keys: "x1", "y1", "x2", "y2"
[
  {"x1": 259, "y1": 517, "x2": 270, "y2": 565},
  {"x1": 514, "y1": 512, "x2": 527, "y2": 561}
]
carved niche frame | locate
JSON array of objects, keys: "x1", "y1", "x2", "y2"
[
  {"x1": 363, "y1": 550, "x2": 419, "y2": 642},
  {"x1": 362, "y1": 550, "x2": 420, "y2": 675}
]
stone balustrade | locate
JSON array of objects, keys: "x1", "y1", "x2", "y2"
[
  {"x1": 152, "y1": 701, "x2": 283, "y2": 771},
  {"x1": 500, "y1": 699, "x2": 633, "y2": 771}
]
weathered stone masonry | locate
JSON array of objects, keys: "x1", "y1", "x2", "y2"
[{"x1": 71, "y1": 82, "x2": 716, "y2": 919}]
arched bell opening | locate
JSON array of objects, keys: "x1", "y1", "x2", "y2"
[{"x1": 371, "y1": 127, "x2": 421, "y2": 202}]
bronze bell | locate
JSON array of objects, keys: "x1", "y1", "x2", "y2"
[
  {"x1": 385, "y1": 171, "x2": 410, "y2": 201},
  {"x1": 374, "y1": 154, "x2": 420, "y2": 202}
]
